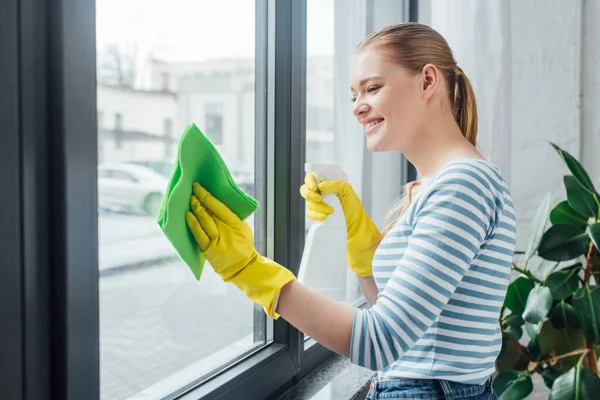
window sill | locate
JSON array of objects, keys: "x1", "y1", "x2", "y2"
[{"x1": 276, "y1": 353, "x2": 375, "y2": 400}]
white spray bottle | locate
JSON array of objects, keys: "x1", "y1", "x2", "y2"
[{"x1": 298, "y1": 163, "x2": 348, "y2": 301}]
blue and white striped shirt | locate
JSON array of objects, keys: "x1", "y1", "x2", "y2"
[{"x1": 350, "y1": 158, "x2": 516, "y2": 385}]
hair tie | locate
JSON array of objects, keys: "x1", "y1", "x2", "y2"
[{"x1": 455, "y1": 66, "x2": 463, "y2": 78}]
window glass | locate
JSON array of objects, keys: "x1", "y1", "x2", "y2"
[
  {"x1": 304, "y1": 0, "x2": 365, "y2": 309},
  {"x1": 96, "y1": 1, "x2": 261, "y2": 398},
  {"x1": 306, "y1": 0, "x2": 335, "y2": 168},
  {"x1": 305, "y1": 0, "x2": 335, "y2": 237}
]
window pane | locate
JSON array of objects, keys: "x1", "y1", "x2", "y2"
[
  {"x1": 96, "y1": 1, "x2": 262, "y2": 399},
  {"x1": 306, "y1": 0, "x2": 335, "y2": 168},
  {"x1": 304, "y1": 0, "x2": 364, "y2": 308},
  {"x1": 305, "y1": 0, "x2": 335, "y2": 240}
]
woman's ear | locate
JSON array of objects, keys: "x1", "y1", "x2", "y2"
[{"x1": 420, "y1": 64, "x2": 440, "y2": 99}]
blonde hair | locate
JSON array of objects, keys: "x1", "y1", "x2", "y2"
[{"x1": 357, "y1": 22, "x2": 479, "y2": 240}]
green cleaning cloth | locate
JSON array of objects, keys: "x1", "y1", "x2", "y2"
[{"x1": 157, "y1": 123, "x2": 259, "y2": 280}]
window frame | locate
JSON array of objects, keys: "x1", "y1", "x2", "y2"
[
  {"x1": 0, "y1": 1, "x2": 100, "y2": 399},
  {"x1": 0, "y1": 0, "x2": 414, "y2": 399}
]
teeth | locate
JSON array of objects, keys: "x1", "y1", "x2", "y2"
[{"x1": 365, "y1": 120, "x2": 383, "y2": 129}]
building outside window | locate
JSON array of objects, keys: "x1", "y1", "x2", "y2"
[{"x1": 204, "y1": 103, "x2": 224, "y2": 145}]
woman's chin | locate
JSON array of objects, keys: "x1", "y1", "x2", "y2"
[{"x1": 366, "y1": 133, "x2": 388, "y2": 152}]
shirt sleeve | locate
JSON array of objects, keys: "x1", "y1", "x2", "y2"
[{"x1": 349, "y1": 164, "x2": 498, "y2": 370}]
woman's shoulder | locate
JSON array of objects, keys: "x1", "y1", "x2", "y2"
[
  {"x1": 411, "y1": 157, "x2": 511, "y2": 220},
  {"x1": 423, "y1": 157, "x2": 508, "y2": 197}
]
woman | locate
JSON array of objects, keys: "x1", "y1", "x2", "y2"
[{"x1": 186, "y1": 22, "x2": 516, "y2": 400}]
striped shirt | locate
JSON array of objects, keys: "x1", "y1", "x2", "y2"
[{"x1": 350, "y1": 158, "x2": 516, "y2": 385}]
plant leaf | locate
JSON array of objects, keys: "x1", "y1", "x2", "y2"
[
  {"x1": 496, "y1": 338, "x2": 530, "y2": 372},
  {"x1": 525, "y1": 321, "x2": 543, "y2": 343},
  {"x1": 493, "y1": 370, "x2": 533, "y2": 400},
  {"x1": 564, "y1": 175, "x2": 599, "y2": 219},
  {"x1": 531, "y1": 259, "x2": 561, "y2": 282},
  {"x1": 545, "y1": 268, "x2": 580, "y2": 301},
  {"x1": 550, "y1": 200, "x2": 588, "y2": 230},
  {"x1": 503, "y1": 314, "x2": 525, "y2": 328},
  {"x1": 549, "y1": 362, "x2": 600, "y2": 400},
  {"x1": 550, "y1": 142, "x2": 597, "y2": 194},
  {"x1": 590, "y1": 222, "x2": 600, "y2": 253},
  {"x1": 527, "y1": 337, "x2": 541, "y2": 362},
  {"x1": 549, "y1": 301, "x2": 581, "y2": 330},
  {"x1": 504, "y1": 325, "x2": 522, "y2": 341},
  {"x1": 542, "y1": 367, "x2": 563, "y2": 389},
  {"x1": 505, "y1": 275, "x2": 535, "y2": 315},
  {"x1": 572, "y1": 285, "x2": 600, "y2": 344},
  {"x1": 538, "y1": 320, "x2": 585, "y2": 373},
  {"x1": 525, "y1": 192, "x2": 552, "y2": 262},
  {"x1": 523, "y1": 285, "x2": 553, "y2": 324},
  {"x1": 592, "y1": 248, "x2": 600, "y2": 286},
  {"x1": 538, "y1": 224, "x2": 590, "y2": 262}
]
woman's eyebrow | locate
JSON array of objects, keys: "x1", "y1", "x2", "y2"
[{"x1": 351, "y1": 76, "x2": 383, "y2": 91}]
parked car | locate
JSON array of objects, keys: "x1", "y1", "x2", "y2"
[
  {"x1": 128, "y1": 161, "x2": 254, "y2": 197},
  {"x1": 127, "y1": 160, "x2": 175, "y2": 179},
  {"x1": 98, "y1": 163, "x2": 168, "y2": 216}
]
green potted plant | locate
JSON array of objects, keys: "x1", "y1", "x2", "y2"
[{"x1": 493, "y1": 143, "x2": 600, "y2": 399}]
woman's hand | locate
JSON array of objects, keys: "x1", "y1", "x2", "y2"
[
  {"x1": 186, "y1": 182, "x2": 296, "y2": 318},
  {"x1": 186, "y1": 183, "x2": 356, "y2": 358},
  {"x1": 300, "y1": 173, "x2": 381, "y2": 277}
]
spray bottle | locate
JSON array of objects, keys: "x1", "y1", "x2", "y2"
[{"x1": 298, "y1": 163, "x2": 348, "y2": 301}]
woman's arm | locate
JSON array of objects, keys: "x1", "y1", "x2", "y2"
[
  {"x1": 278, "y1": 166, "x2": 497, "y2": 371},
  {"x1": 276, "y1": 280, "x2": 354, "y2": 357},
  {"x1": 274, "y1": 275, "x2": 378, "y2": 357},
  {"x1": 357, "y1": 275, "x2": 379, "y2": 307}
]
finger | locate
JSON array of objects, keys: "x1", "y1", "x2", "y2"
[
  {"x1": 307, "y1": 209, "x2": 328, "y2": 222},
  {"x1": 185, "y1": 211, "x2": 211, "y2": 251},
  {"x1": 300, "y1": 184, "x2": 322, "y2": 202},
  {"x1": 193, "y1": 183, "x2": 241, "y2": 227},
  {"x1": 304, "y1": 173, "x2": 318, "y2": 192},
  {"x1": 317, "y1": 180, "x2": 345, "y2": 195},
  {"x1": 306, "y1": 200, "x2": 334, "y2": 215},
  {"x1": 190, "y1": 195, "x2": 219, "y2": 240}
]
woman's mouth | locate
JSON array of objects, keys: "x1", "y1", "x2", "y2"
[{"x1": 364, "y1": 119, "x2": 384, "y2": 136}]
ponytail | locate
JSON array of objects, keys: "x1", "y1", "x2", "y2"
[{"x1": 453, "y1": 66, "x2": 478, "y2": 146}]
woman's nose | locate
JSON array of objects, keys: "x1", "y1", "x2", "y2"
[{"x1": 352, "y1": 101, "x2": 369, "y2": 117}]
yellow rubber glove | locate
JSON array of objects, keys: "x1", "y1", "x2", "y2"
[
  {"x1": 300, "y1": 174, "x2": 381, "y2": 277},
  {"x1": 185, "y1": 183, "x2": 296, "y2": 319}
]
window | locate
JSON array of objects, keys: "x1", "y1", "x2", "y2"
[
  {"x1": 161, "y1": 72, "x2": 170, "y2": 91},
  {"x1": 164, "y1": 118, "x2": 173, "y2": 136},
  {"x1": 164, "y1": 118, "x2": 174, "y2": 159},
  {"x1": 304, "y1": 0, "x2": 364, "y2": 308},
  {"x1": 114, "y1": 113, "x2": 123, "y2": 130},
  {"x1": 96, "y1": 1, "x2": 262, "y2": 399},
  {"x1": 114, "y1": 113, "x2": 124, "y2": 149},
  {"x1": 204, "y1": 103, "x2": 224, "y2": 145}
]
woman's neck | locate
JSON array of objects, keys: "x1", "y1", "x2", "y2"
[{"x1": 404, "y1": 120, "x2": 482, "y2": 181}]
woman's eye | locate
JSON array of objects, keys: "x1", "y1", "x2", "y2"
[
  {"x1": 350, "y1": 96, "x2": 357, "y2": 103},
  {"x1": 367, "y1": 86, "x2": 380, "y2": 93}
]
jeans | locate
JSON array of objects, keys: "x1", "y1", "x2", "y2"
[{"x1": 364, "y1": 376, "x2": 497, "y2": 400}]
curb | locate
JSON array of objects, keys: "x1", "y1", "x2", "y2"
[{"x1": 99, "y1": 254, "x2": 180, "y2": 277}]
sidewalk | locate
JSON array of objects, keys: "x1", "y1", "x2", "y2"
[
  {"x1": 99, "y1": 233, "x2": 179, "y2": 276},
  {"x1": 97, "y1": 211, "x2": 255, "y2": 276},
  {"x1": 98, "y1": 212, "x2": 180, "y2": 275}
]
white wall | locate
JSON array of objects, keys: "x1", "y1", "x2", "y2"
[
  {"x1": 421, "y1": 0, "x2": 600, "y2": 250},
  {"x1": 177, "y1": 91, "x2": 251, "y2": 171},
  {"x1": 582, "y1": 0, "x2": 600, "y2": 188},
  {"x1": 97, "y1": 84, "x2": 177, "y2": 135},
  {"x1": 510, "y1": 0, "x2": 585, "y2": 248}
]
